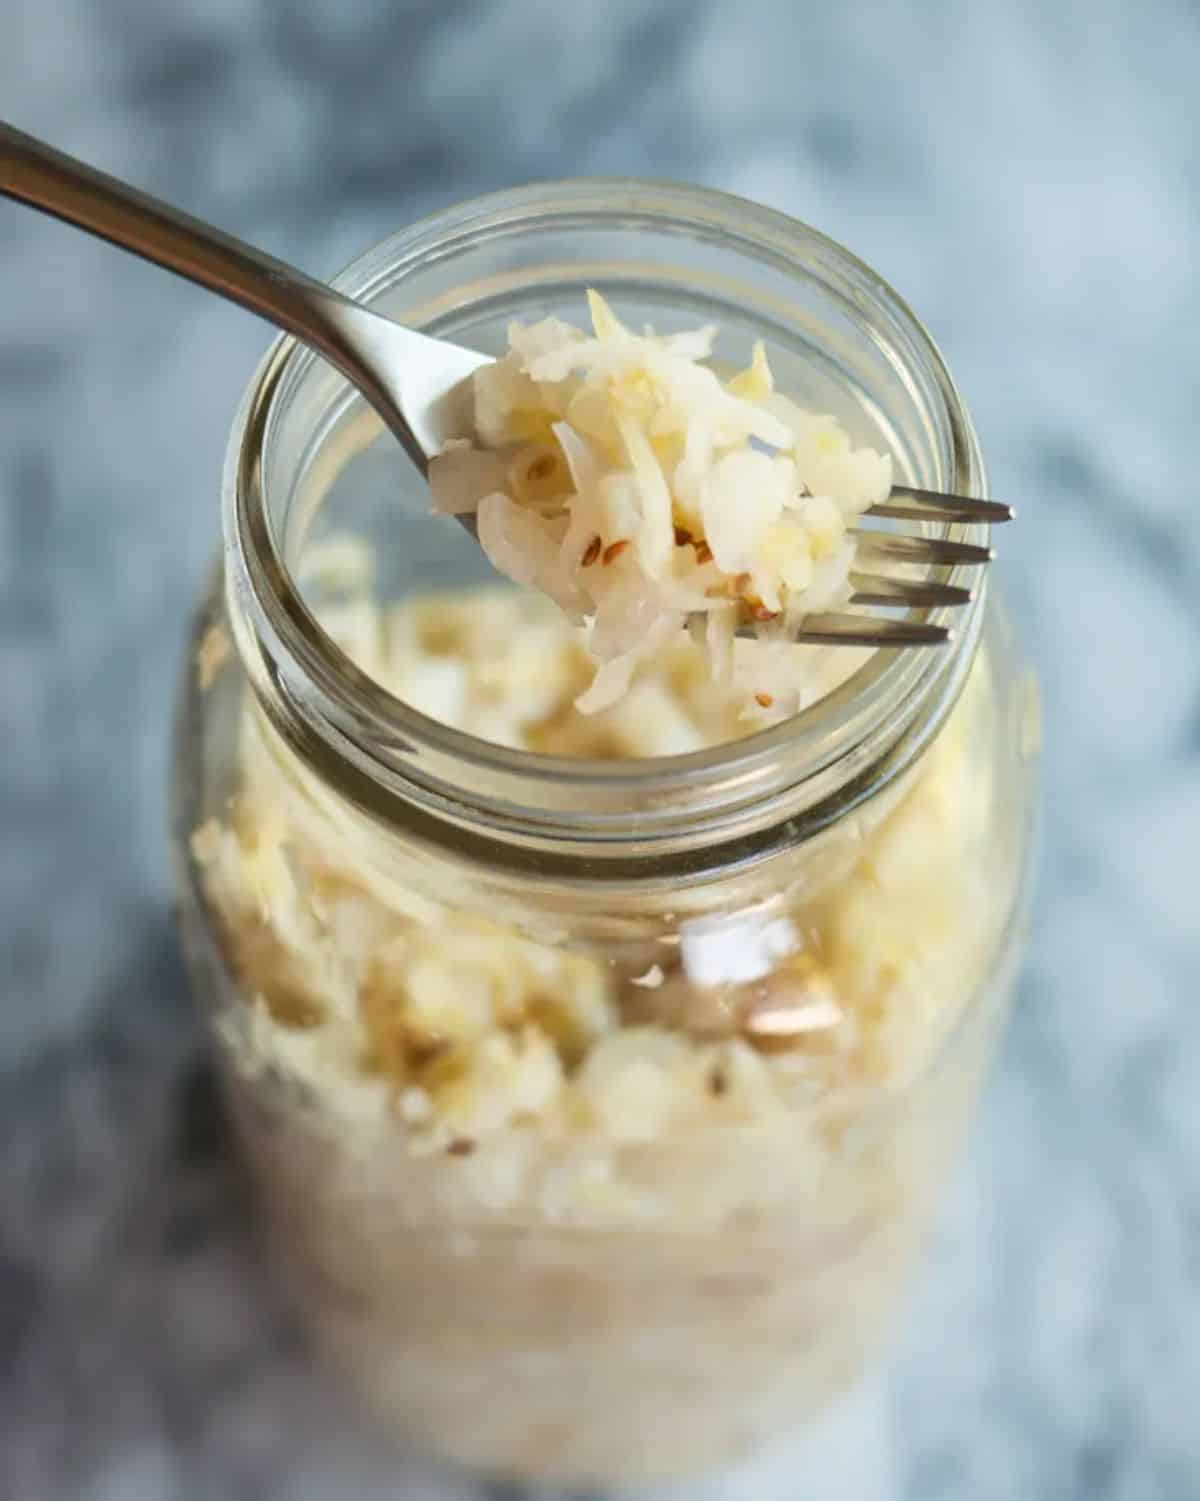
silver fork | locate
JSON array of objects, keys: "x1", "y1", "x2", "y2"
[{"x1": 0, "y1": 121, "x2": 1011, "y2": 650}]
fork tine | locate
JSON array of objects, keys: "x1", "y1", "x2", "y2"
[
  {"x1": 868, "y1": 486, "x2": 1015, "y2": 524},
  {"x1": 849, "y1": 572, "x2": 974, "y2": 608},
  {"x1": 850, "y1": 530, "x2": 994, "y2": 566},
  {"x1": 785, "y1": 613, "x2": 952, "y2": 647}
]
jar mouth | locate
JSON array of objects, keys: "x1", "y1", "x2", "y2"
[{"x1": 225, "y1": 178, "x2": 987, "y2": 868}]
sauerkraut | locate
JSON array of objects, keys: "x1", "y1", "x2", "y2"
[
  {"x1": 429, "y1": 293, "x2": 892, "y2": 714},
  {"x1": 195, "y1": 584, "x2": 997, "y2": 1160},
  {"x1": 188, "y1": 577, "x2": 1020, "y2": 1483}
]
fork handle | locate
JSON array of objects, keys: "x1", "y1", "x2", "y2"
[
  {"x1": 0, "y1": 122, "x2": 350, "y2": 335},
  {"x1": 0, "y1": 121, "x2": 425, "y2": 464}
]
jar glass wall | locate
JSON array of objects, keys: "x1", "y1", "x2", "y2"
[{"x1": 170, "y1": 182, "x2": 1039, "y2": 1484}]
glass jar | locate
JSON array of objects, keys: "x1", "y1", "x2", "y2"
[{"x1": 170, "y1": 181, "x2": 1039, "y2": 1485}]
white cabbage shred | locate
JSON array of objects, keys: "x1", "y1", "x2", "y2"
[{"x1": 428, "y1": 292, "x2": 893, "y2": 715}]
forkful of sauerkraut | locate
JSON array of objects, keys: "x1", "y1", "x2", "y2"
[{"x1": 428, "y1": 292, "x2": 1007, "y2": 716}]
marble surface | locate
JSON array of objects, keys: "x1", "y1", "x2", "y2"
[{"x1": 2, "y1": 2, "x2": 1199, "y2": 1496}]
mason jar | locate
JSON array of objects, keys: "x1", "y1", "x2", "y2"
[{"x1": 170, "y1": 180, "x2": 1039, "y2": 1485}]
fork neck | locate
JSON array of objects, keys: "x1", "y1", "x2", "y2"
[{"x1": 222, "y1": 179, "x2": 988, "y2": 905}]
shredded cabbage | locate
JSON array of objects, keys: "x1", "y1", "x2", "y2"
[{"x1": 428, "y1": 293, "x2": 893, "y2": 714}]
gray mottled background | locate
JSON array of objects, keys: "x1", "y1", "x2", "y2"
[{"x1": 2, "y1": 2, "x2": 1199, "y2": 1497}]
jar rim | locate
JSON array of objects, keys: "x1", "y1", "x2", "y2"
[{"x1": 225, "y1": 177, "x2": 988, "y2": 877}]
